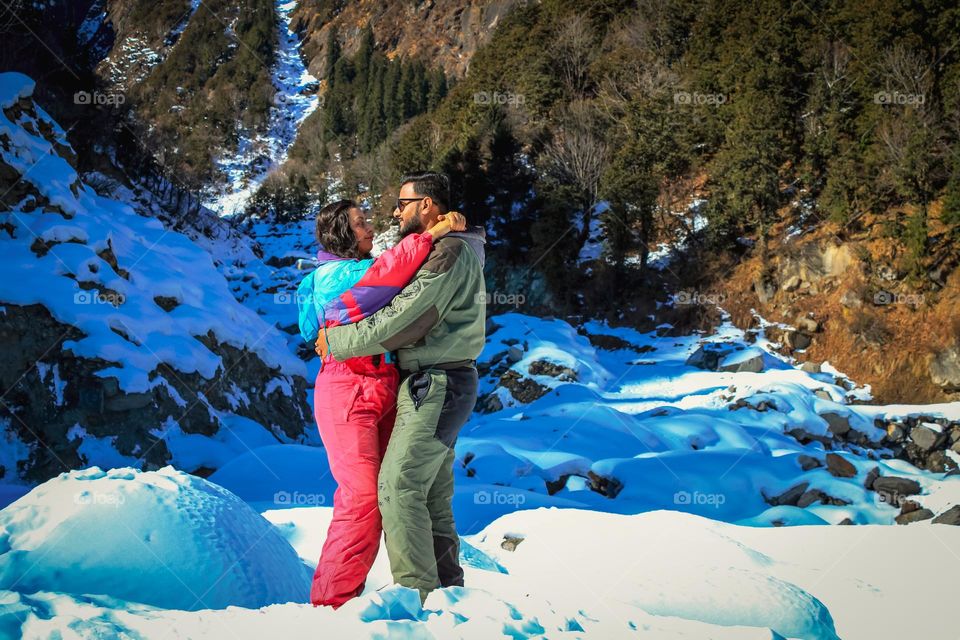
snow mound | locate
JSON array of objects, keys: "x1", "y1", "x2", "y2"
[
  {"x1": 473, "y1": 508, "x2": 840, "y2": 639},
  {"x1": 0, "y1": 466, "x2": 310, "y2": 610}
]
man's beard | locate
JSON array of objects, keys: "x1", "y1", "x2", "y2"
[{"x1": 398, "y1": 207, "x2": 426, "y2": 237}]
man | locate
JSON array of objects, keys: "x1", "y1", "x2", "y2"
[{"x1": 315, "y1": 172, "x2": 486, "y2": 603}]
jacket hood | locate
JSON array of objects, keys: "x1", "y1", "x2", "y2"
[
  {"x1": 448, "y1": 225, "x2": 486, "y2": 268},
  {"x1": 316, "y1": 247, "x2": 350, "y2": 264}
]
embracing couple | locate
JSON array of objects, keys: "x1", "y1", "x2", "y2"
[{"x1": 296, "y1": 172, "x2": 486, "y2": 608}]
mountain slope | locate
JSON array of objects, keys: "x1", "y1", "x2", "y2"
[{"x1": 0, "y1": 72, "x2": 311, "y2": 484}]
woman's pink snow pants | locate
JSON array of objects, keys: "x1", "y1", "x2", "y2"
[{"x1": 310, "y1": 354, "x2": 399, "y2": 608}]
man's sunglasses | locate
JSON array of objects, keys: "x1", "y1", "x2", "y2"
[{"x1": 394, "y1": 196, "x2": 425, "y2": 212}]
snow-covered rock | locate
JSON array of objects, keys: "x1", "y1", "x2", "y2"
[{"x1": 0, "y1": 466, "x2": 310, "y2": 610}]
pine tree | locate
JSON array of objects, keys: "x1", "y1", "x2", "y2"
[{"x1": 426, "y1": 68, "x2": 447, "y2": 111}]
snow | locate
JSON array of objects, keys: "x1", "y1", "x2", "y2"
[
  {"x1": 0, "y1": 71, "x2": 305, "y2": 396},
  {"x1": 5, "y1": 65, "x2": 960, "y2": 639},
  {"x1": 0, "y1": 467, "x2": 310, "y2": 611},
  {"x1": 2, "y1": 485, "x2": 958, "y2": 638},
  {"x1": 466, "y1": 312, "x2": 958, "y2": 527},
  {"x1": 204, "y1": 0, "x2": 320, "y2": 216},
  {"x1": 647, "y1": 197, "x2": 708, "y2": 271}
]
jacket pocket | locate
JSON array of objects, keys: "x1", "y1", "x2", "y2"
[{"x1": 408, "y1": 371, "x2": 432, "y2": 410}]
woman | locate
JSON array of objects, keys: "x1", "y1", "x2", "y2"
[{"x1": 296, "y1": 199, "x2": 465, "y2": 608}]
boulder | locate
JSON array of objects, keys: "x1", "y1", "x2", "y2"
[
  {"x1": 895, "y1": 508, "x2": 934, "y2": 525},
  {"x1": 929, "y1": 346, "x2": 960, "y2": 392},
  {"x1": 800, "y1": 361, "x2": 822, "y2": 374},
  {"x1": 885, "y1": 423, "x2": 906, "y2": 443},
  {"x1": 501, "y1": 535, "x2": 525, "y2": 552},
  {"x1": 821, "y1": 412, "x2": 851, "y2": 438},
  {"x1": 685, "y1": 344, "x2": 734, "y2": 371},
  {"x1": 825, "y1": 453, "x2": 857, "y2": 478},
  {"x1": 718, "y1": 348, "x2": 766, "y2": 373},
  {"x1": 932, "y1": 505, "x2": 960, "y2": 526},
  {"x1": 910, "y1": 424, "x2": 943, "y2": 452},
  {"x1": 766, "y1": 482, "x2": 809, "y2": 506},
  {"x1": 863, "y1": 466, "x2": 880, "y2": 490},
  {"x1": 797, "y1": 454, "x2": 822, "y2": 471},
  {"x1": 873, "y1": 476, "x2": 922, "y2": 497}
]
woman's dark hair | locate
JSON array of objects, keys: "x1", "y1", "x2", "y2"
[{"x1": 315, "y1": 199, "x2": 366, "y2": 259}]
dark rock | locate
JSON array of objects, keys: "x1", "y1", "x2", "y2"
[
  {"x1": 785, "y1": 330, "x2": 812, "y2": 350},
  {"x1": 797, "y1": 489, "x2": 825, "y2": 508},
  {"x1": 507, "y1": 345, "x2": 524, "y2": 363},
  {"x1": 884, "y1": 423, "x2": 906, "y2": 443},
  {"x1": 497, "y1": 370, "x2": 549, "y2": 404},
  {"x1": 873, "y1": 476, "x2": 922, "y2": 497},
  {"x1": 264, "y1": 255, "x2": 300, "y2": 269},
  {"x1": 825, "y1": 453, "x2": 857, "y2": 478},
  {"x1": 821, "y1": 412, "x2": 851, "y2": 437},
  {"x1": 838, "y1": 517, "x2": 855, "y2": 525},
  {"x1": 932, "y1": 505, "x2": 960, "y2": 525},
  {"x1": 895, "y1": 508, "x2": 934, "y2": 525},
  {"x1": 545, "y1": 474, "x2": 571, "y2": 495},
  {"x1": 925, "y1": 451, "x2": 957, "y2": 473},
  {"x1": 864, "y1": 466, "x2": 880, "y2": 490},
  {"x1": 765, "y1": 482, "x2": 809, "y2": 506},
  {"x1": 685, "y1": 344, "x2": 733, "y2": 371},
  {"x1": 900, "y1": 500, "x2": 920, "y2": 515},
  {"x1": 787, "y1": 427, "x2": 834, "y2": 448},
  {"x1": 797, "y1": 454, "x2": 822, "y2": 471},
  {"x1": 719, "y1": 351, "x2": 765, "y2": 373},
  {"x1": 585, "y1": 333, "x2": 654, "y2": 354},
  {"x1": 478, "y1": 393, "x2": 504, "y2": 413},
  {"x1": 528, "y1": 360, "x2": 578, "y2": 382},
  {"x1": 910, "y1": 424, "x2": 943, "y2": 452},
  {"x1": 586, "y1": 471, "x2": 623, "y2": 498},
  {"x1": 153, "y1": 296, "x2": 180, "y2": 312}
]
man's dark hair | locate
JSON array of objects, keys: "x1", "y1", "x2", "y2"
[
  {"x1": 315, "y1": 199, "x2": 367, "y2": 259},
  {"x1": 400, "y1": 171, "x2": 450, "y2": 213}
]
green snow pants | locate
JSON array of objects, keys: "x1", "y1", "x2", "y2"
[{"x1": 377, "y1": 365, "x2": 478, "y2": 602}]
